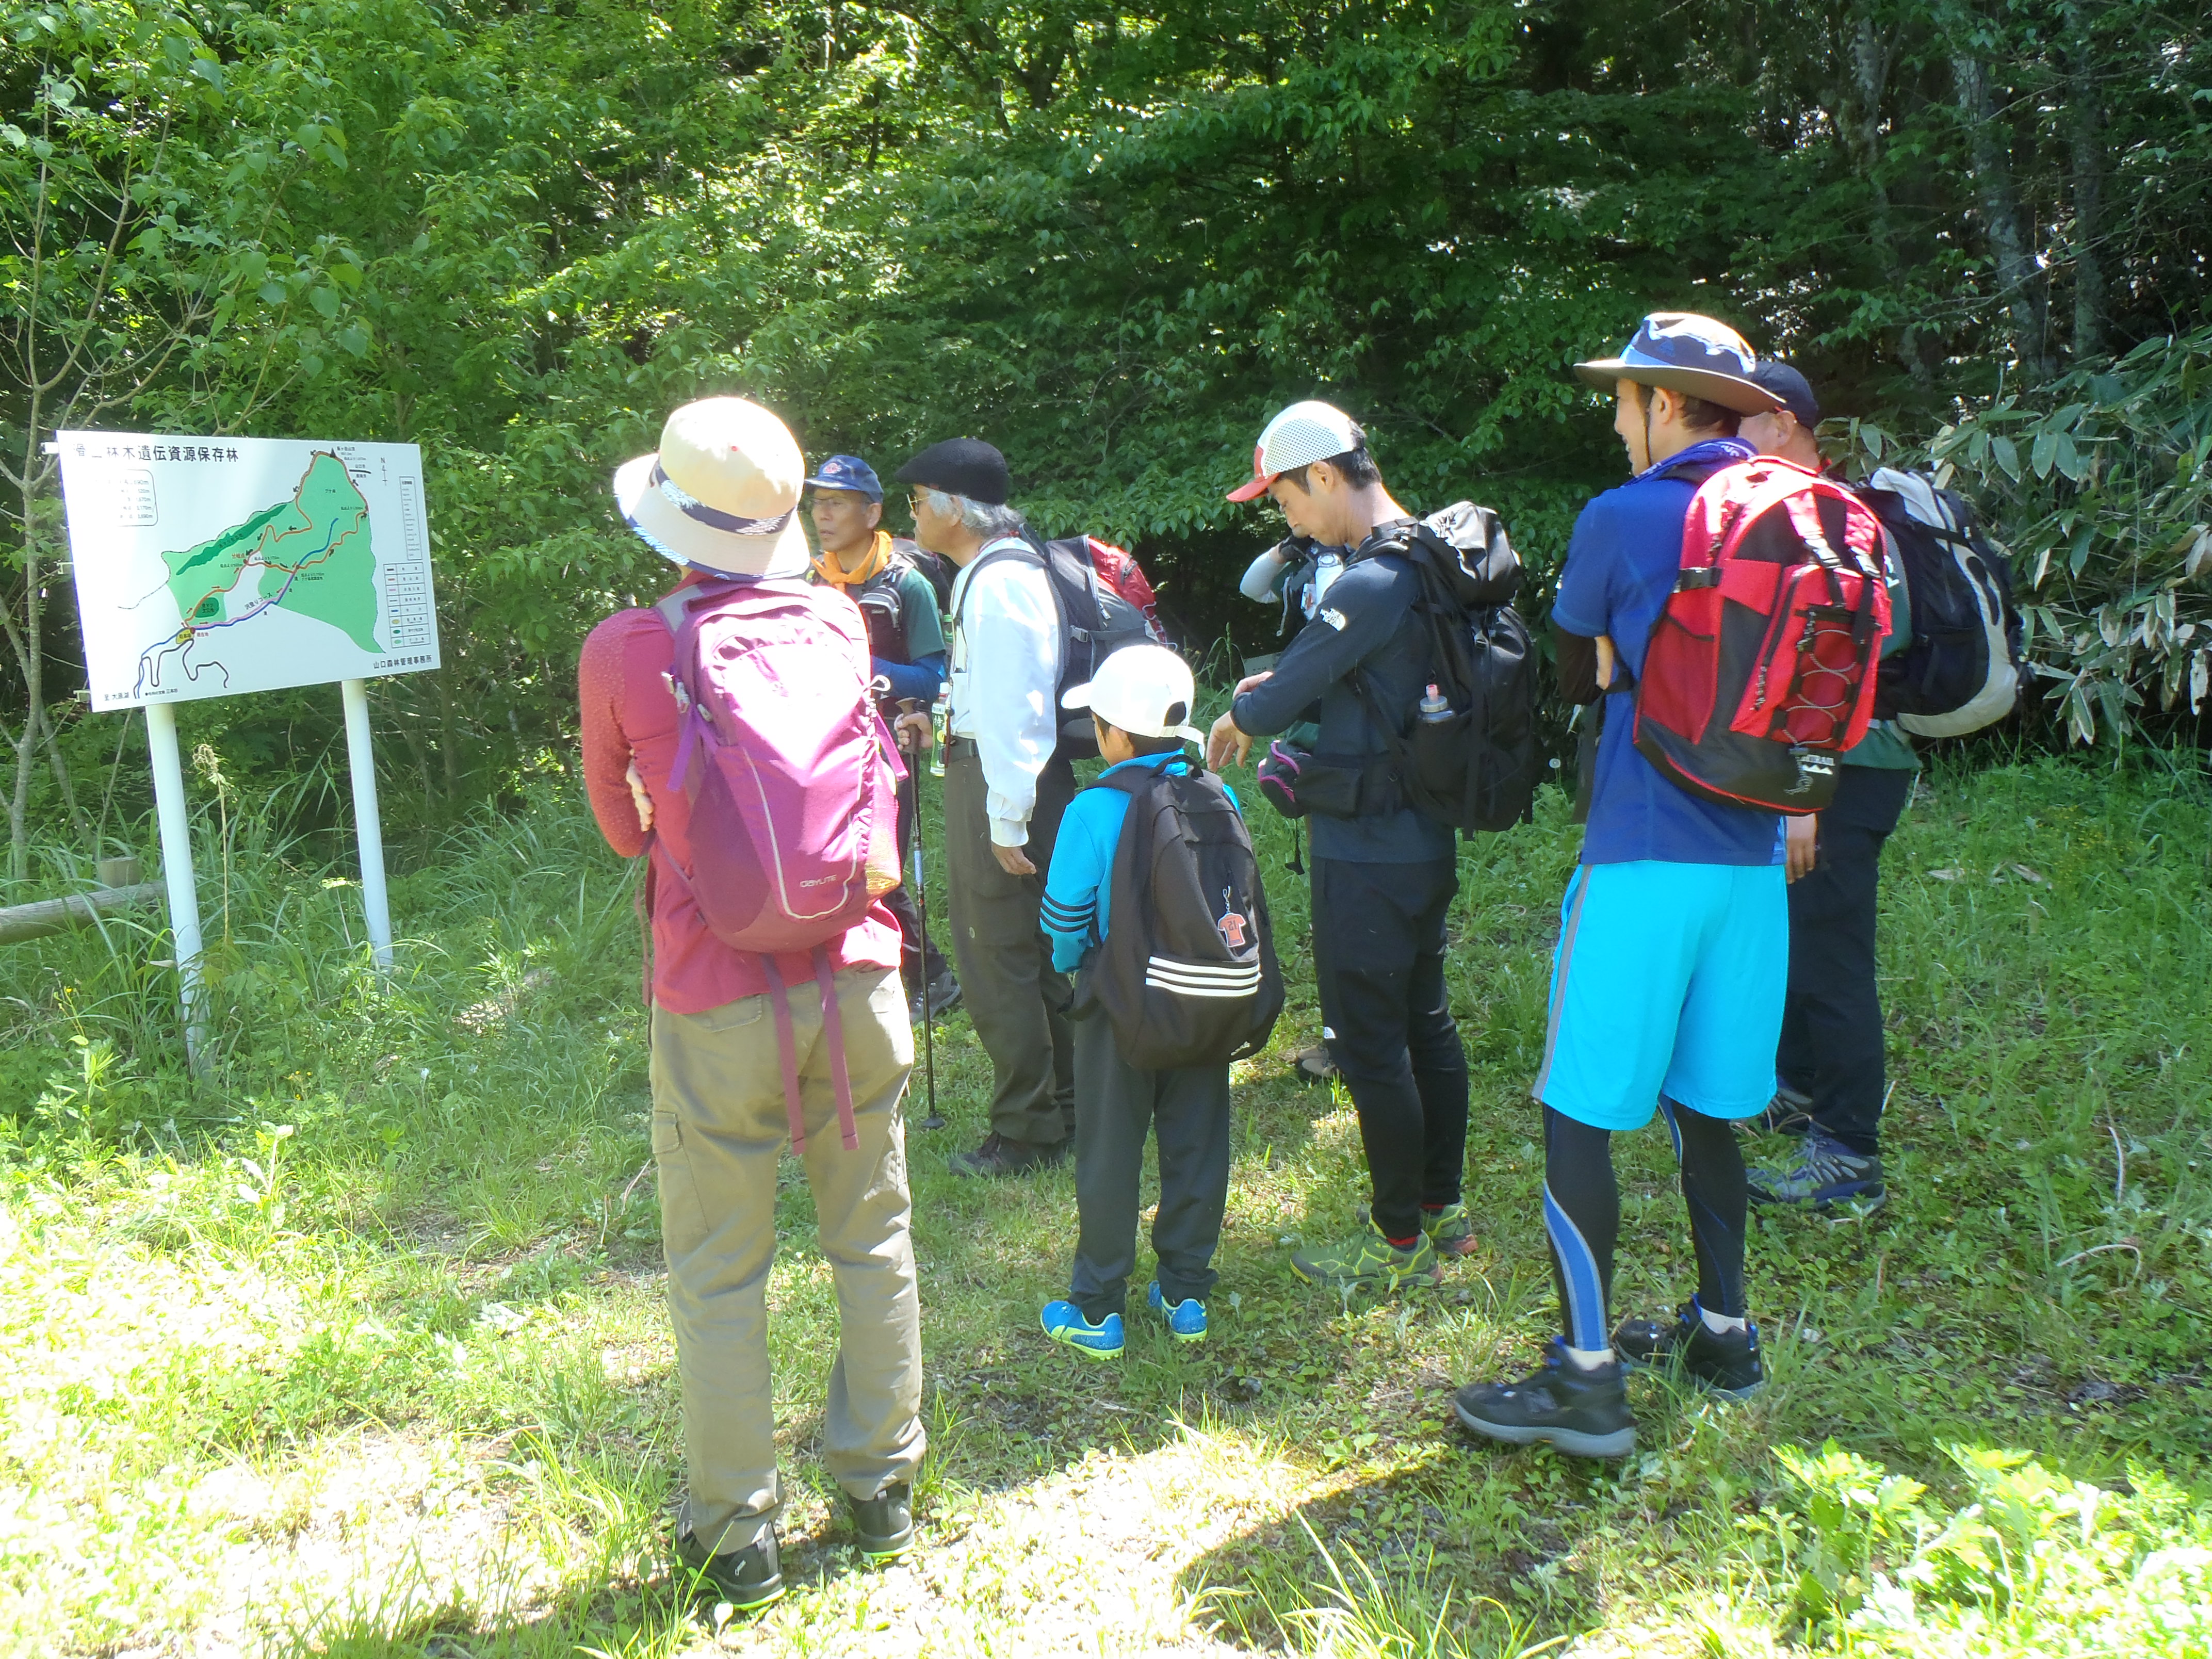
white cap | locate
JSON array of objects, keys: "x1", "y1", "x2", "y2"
[
  {"x1": 612, "y1": 397, "x2": 813, "y2": 578},
  {"x1": 1062, "y1": 644, "x2": 1205, "y2": 745},
  {"x1": 1227, "y1": 400, "x2": 1363, "y2": 501}
]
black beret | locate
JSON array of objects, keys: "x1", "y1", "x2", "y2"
[{"x1": 894, "y1": 438, "x2": 1011, "y2": 507}]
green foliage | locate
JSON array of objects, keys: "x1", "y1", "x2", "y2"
[
  {"x1": 1754, "y1": 1441, "x2": 2212, "y2": 1655},
  {"x1": 1844, "y1": 329, "x2": 2212, "y2": 749},
  {"x1": 7, "y1": 0, "x2": 2208, "y2": 847}
]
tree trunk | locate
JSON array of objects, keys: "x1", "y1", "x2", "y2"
[
  {"x1": 2064, "y1": 7, "x2": 2108, "y2": 362},
  {"x1": 1951, "y1": 51, "x2": 2053, "y2": 383},
  {"x1": 8, "y1": 547, "x2": 43, "y2": 885},
  {"x1": 42, "y1": 702, "x2": 90, "y2": 845},
  {"x1": 1841, "y1": 9, "x2": 1934, "y2": 389},
  {"x1": 437, "y1": 663, "x2": 461, "y2": 806}
]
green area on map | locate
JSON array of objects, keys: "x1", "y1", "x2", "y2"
[{"x1": 161, "y1": 451, "x2": 380, "y2": 654}]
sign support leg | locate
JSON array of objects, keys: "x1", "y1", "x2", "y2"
[
  {"x1": 340, "y1": 678, "x2": 393, "y2": 972},
  {"x1": 143, "y1": 701, "x2": 208, "y2": 1070}
]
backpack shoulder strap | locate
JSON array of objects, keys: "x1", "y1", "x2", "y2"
[{"x1": 955, "y1": 538, "x2": 1045, "y2": 619}]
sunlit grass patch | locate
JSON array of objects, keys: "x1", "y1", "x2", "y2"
[{"x1": 0, "y1": 757, "x2": 2206, "y2": 1652}]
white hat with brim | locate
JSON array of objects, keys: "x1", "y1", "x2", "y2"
[
  {"x1": 613, "y1": 397, "x2": 814, "y2": 579},
  {"x1": 1063, "y1": 644, "x2": 1207, "y2": 745},
  {"x1": 1573, "y1": 312, "x2": 1782, "y2": 416}
]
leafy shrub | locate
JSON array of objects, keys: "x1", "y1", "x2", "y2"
[
  {"x1": 1841, "y1": 328, "x2": 2212, "y2": 748},
  {"x1": 1748, "y1": 1439, "x2": 2212, "y2": 1655}
]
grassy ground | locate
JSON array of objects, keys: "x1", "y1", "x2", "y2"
[{"x1": 0, "y1": 754, "x2": 2206, "y2": 1656}]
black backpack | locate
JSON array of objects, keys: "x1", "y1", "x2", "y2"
[
  {"x1": 1859, "y1": 468, "x2": 2025, "y2": 738},
  {"x1": 1356, "y1": 502, "x2": 1541, "y2": 835},
  {"x1": 964, "y1": 534, "x2": 1166, "y2": 758},
  {"x1": 898, "y1": 537, "x2": 957, "y2": 611},
  {"x1": 1086, "y1": 760, "x2": 1283, "y2": 1070}
]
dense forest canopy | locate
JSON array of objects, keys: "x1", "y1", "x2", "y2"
[{"x1": 3, "y1": 0, "x2": 2209, "y2": 861}]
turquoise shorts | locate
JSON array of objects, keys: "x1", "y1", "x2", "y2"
[{"x1": 1534, "y1": 861, "x2": 1787, "y2": 1131}]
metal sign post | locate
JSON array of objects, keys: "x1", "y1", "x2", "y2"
[
  {"x1": 142, "y1": 701, "x2": 208, "y2": 1070},
  {"x1": 339, "y1": 678, "x2": 393, "y2": 971}
]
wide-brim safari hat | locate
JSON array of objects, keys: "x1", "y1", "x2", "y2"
[
  {"x1": 613, "y1": 397, "x2": 812, "y2": 578},
  {"x1": 1573, "y1": 313, "x2": 1781, "y2": 416}
]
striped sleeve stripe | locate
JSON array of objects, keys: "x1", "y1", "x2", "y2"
[{"x1": 1040, "y1": 898, "x2": 1095, "y2": 929}]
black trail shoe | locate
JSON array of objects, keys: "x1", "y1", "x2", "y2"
[
  {"x1": 908, "y1": 970, "x2": 962, "y2": 1026},
  {"x1": 1613, "y1": 1303, "x2": 1766, "y2": 1400},
  {"x1": 948, "y1": 1131, "x2": 1069, "y2": 1178},
  {"x1": 1749, "y1": 1084, "x2": 1815, "y2": 1137},
  {"x1": 847, "y1": 1482, "x2": 915, "y2": 1560},
  {"x1": 1453, "y1": 1341, "x2": 1636, "y2": 1460},
  {"x1": 674, "y1": 1526, "x2": 784, "y2": 1611}
]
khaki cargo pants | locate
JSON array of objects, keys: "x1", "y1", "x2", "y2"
[{"x1": 649, "y1": 967, "x2": 924, "y2": 1555}]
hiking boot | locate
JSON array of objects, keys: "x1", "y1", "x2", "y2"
[
  {"x1": 1293, "y1": 1042, "x2": 1338, "y2": 1085},
  {"x1": 907, "y1": 970, "x2": 961, "y2": 1027},
  {"x1": 949, "y1": 1131, "x2": 1069, "y2": 1178},
  {"x1": 674, "y1": 1525, "x2": 784, "y2": 1610},
  {"x1": 1453, "y1": 1341, "x2": 1636, "y2": 1460},
  {"x1": 1749, "y1": 1083, "x2": 1816, "y2": 1137},
  {"x1": 1612, "y1": 1301, "x2": 1766, "y2": 1400},
  {"x1": 1356, "y1": 1200, "x2": 1478, "y2": 1259},
  {"x1": 846, "y1": 1482, "x2": 915, "y2": 1561},
  {"x1": 1747, "y1": 1132, "x2": 1885, "y2": 1211},
  {"x1": 1291, "y1": 1218, "x2": 1442, "y2": 1295},
  {"x1": 1041, "y1": 1299, "x2": 1125, "y2": 1360},
  {"x1": 1147, "y1": 1280, "x2": 1207, "y2": 1343}
]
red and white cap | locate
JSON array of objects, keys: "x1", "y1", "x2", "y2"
[{"x1": 1226, "y1": 400, "x2": 1363, "y2": 502}]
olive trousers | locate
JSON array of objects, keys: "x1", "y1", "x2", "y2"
[{"x1": 649, "y1": 967, "x2": 924, "y2": 1555}]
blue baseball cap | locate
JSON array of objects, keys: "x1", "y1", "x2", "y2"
[
  {"x1": 1748, "y1": 361, "x2": 1821, "y2": 427},
  {"x1": 803, "y1": 454, "x2": 883, "y2": 501}
]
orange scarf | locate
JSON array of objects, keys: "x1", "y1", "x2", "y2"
[{"x1": 811, "y1": 530, "x2": 891, "y2": 590}]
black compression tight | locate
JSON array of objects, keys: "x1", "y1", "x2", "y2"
[{"x1": 1541, "y1": 1100, "x2": 1749, "y2": 1352}]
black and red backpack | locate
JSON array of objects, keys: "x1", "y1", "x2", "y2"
[{"x1": 1632, "y1": 459, "x2": 1891, "y2": 813}]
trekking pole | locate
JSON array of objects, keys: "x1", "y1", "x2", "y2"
[{"x1": 900, "y1": 700, "x2": 946, "y2": 1131}]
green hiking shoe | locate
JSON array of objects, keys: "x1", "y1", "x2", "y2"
[
  {"x1": 1356, "y1": 1200, "x2": 1478, "y2": 1259},
  {"x1": 1291, "y1": 1218, "x2": 1442, "y2": 1295}
]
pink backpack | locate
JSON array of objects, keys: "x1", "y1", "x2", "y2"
[{"x1": 654, "y1": 577, "x2": 904, "y2": 1152}]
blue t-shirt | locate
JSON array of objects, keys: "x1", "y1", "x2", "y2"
[
  {"x1": 1552, "y1": 438, "x2": 1782, "y2": 867},
  {"x1": 1039, "y1": 752, "x2": 1242, "y2": 972}
]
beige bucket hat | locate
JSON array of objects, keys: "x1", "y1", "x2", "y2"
[{"x1": 613, "y1": 397, "x2": 812, "y2": 578}]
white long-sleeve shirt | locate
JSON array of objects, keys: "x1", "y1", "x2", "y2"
[{"x1": 948, "y1": 538, "x2": 1062, "y2": 846}]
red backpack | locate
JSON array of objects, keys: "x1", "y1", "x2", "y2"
[
  {"x1": 1633, "y1": 459, "x2": 1891, "y2": 814},
  {"x1": 965, "y1": 533, "x2": 1170, "y2": 756}
]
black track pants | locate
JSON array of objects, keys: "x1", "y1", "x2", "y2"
[
  {"x1": 884, "y1": 769, "x2": 952, "y2": 995},
  {"x1": 1310, "y1": 855, "x2": 1470, "y2": 1243},
  {"x1": 1778, "y1": 765, "x2": 1913, "y2": 1156}
]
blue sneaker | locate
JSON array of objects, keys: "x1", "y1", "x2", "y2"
[
  {"x1": 1147, "y1": 1281, "x2": 1207, "y2": 1343},
  {"x1": 1040, "y1": 1300, "x2": 1124, "y2": 1360}
]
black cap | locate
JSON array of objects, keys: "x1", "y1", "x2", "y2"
[
  {"x1": 1748, "y1": 361, "x2": 1821, "y2": 427},
  {"x1": 894, "y1": 438, "x2": 1011, "y2": 506}
]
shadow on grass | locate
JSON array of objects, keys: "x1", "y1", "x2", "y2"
[{"x1": 1178, "y1": 1457, "x2": 1588, "y2": 1659}]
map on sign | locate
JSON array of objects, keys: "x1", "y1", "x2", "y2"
[{"x1": 59, "y1": 432, "x2": 439, "y2": 708}]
